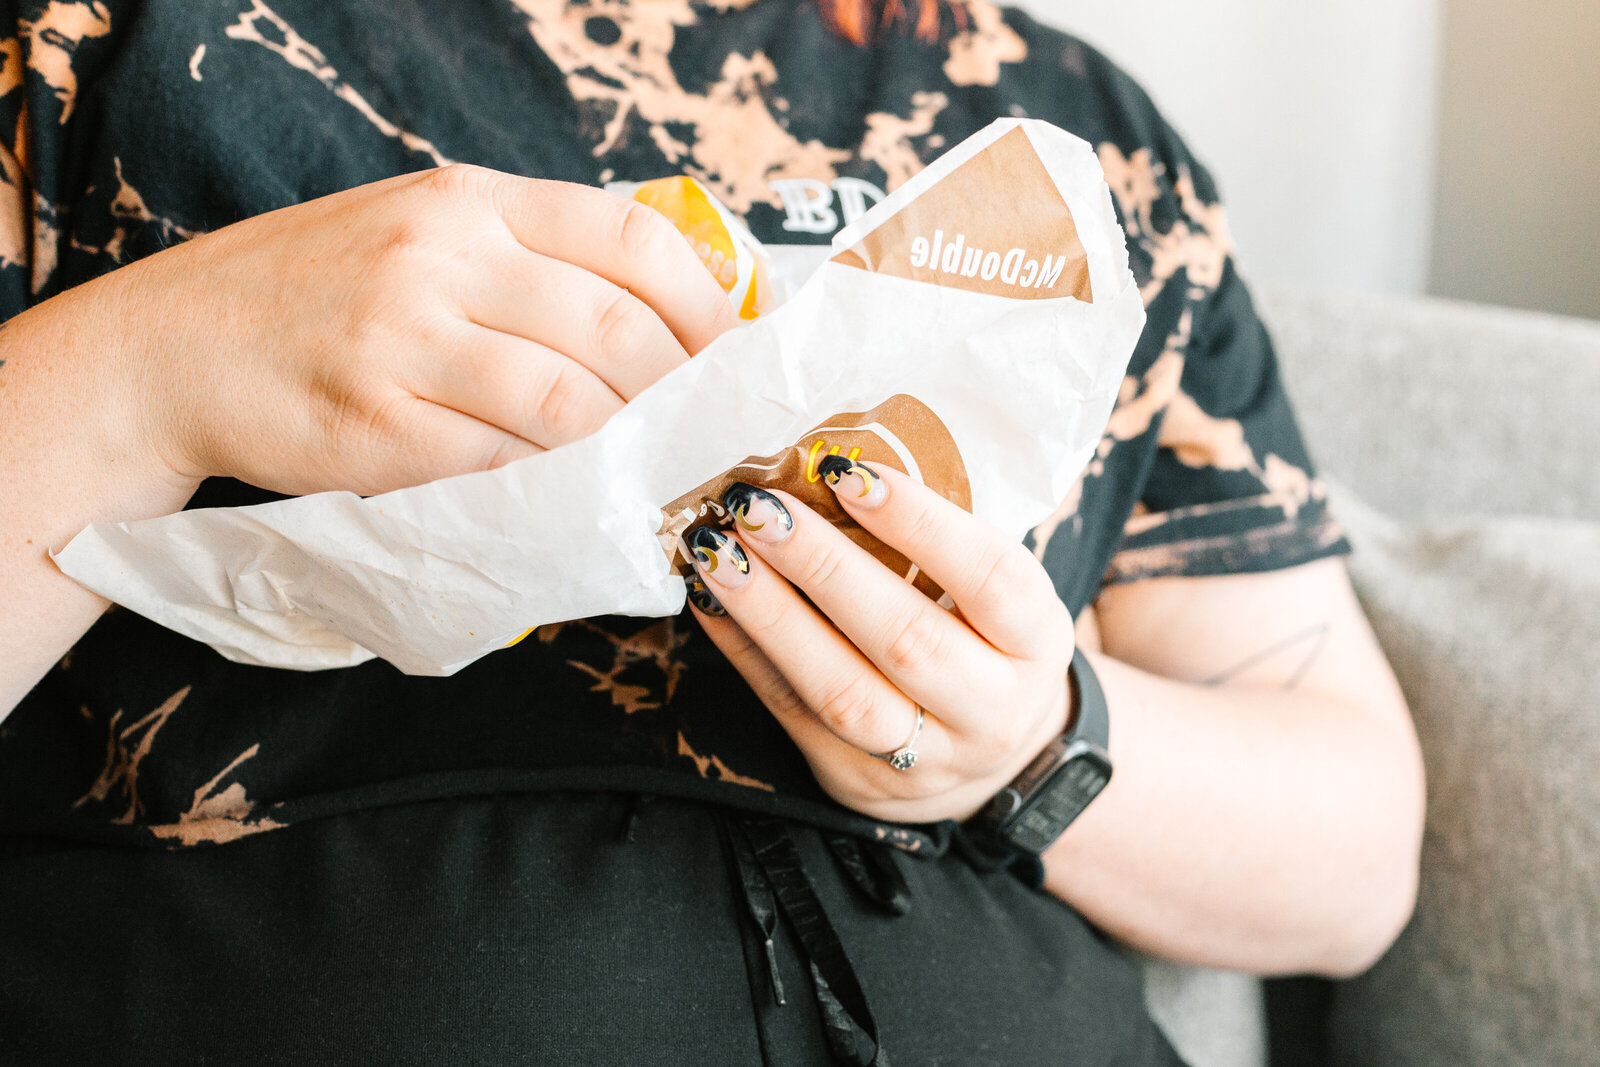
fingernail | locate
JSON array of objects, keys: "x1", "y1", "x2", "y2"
[
  {"x1": 684, "y1": 573, "x2": 727, "y2": 616},
  {"x1": 687, "y1": 526, "x2": 752, "y2": 589},
  {"x1": 818, "y1": 455, "x2": 888, "y2": 509},
  {"x1": 722, "y1": 482, "x2": 794, "y2": 544}
]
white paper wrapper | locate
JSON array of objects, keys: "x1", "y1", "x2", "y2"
[{"x1": 53, "y1": 118, "x2": 1146, "y2": 675}]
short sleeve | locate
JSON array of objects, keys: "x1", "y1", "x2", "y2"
[
  {"x1": 0, "y1": 10, "x2": 34, "y2": 318},
  {"x1": 1098, "y1": 119, "x2": 1350, "y2": 585},
  {"x1": 0, "y1": 0, "x2": 133, "y2": 315}
]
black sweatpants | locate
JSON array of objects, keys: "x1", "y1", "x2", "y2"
[{"x1": 1, "y1": 792, "x2": 1187, "y2": 1066}]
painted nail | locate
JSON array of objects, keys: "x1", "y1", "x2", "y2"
[
  {"x1": 684, "y1": 573, "x2": 727, "y2": 616},
  {"x1": 687, "y1": 526, "x2": 752, "y2": 589},
  {"x1": 818, "y1": 455, "x2": 888, "y2": 509},
  {"x1": 722, "y1": 482, "x2": 795, "y2": 544}
]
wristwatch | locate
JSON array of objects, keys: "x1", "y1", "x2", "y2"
[{"x1": 974, "y1": 647, "x2": 1113, "y2": 854}]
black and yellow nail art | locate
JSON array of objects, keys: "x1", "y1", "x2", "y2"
[
  {"x1": 818, "y1": 454, "x2": 888, "y2": 508},
  {"x1": 688, "y1": 526, "x2": 752, "y2": 589},
  {"x1": 722, "y1": 482, "x2": 795, "y2": 543},
  {"x1": 684, "y1": 573, "x2": 727, "y2": 616}
]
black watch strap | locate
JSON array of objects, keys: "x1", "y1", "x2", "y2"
[
  {"x1": 1067, "y1": 646, "x2": 1109, "y2": 750},
  {"x1": 970, "y1": 647, "x2": 1113, "y2": 858}
]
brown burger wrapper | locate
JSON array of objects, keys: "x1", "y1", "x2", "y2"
[
  {"x1": 832, "y1": 125, "x2": 1093, "y2": 303},
  {"x1": 659, "y1": 394, "x2": 972, "y2": 601}
]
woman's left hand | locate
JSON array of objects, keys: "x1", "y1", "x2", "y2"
[{"x1": 684, "y1": 458, "x2": 1076, "y2": 824}]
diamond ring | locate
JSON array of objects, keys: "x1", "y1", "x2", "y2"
[{"x1": 870, "y1": 706, "x2": 925, "y2": 771}]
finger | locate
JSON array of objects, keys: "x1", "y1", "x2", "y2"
[
  {"x1": 718, "y1": 483, "x2": 1013, "y2": 729},
  {"x1": 489, "y1": 177, "x2": 743, "y2": 355},
  {"x1": 357, "y1": 396, "x2": 541, "y2": 493},
  {"x1": 818, "y1": 458, "x2": 1073, "y2": 660},
  {"x1": 409, "y1": 321, "x2": 625, "y2": 448},
  {"x1": 684, "y1": 581, "x2": 879, "y2": 770},
  {"x1": 686, "y1": 570, "x2": 956, "y2": 791},
  {"x1": 687, "y1": 524, "x2": 950, "y2": 763},
  {"x1": 457, "y1": 239, "x2": 689, "y2": 400}
]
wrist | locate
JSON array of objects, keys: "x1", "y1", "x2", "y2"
[
  {"x1": 100, "y1": 251, "x2": 215, "y2": 491},
  {"x1": 0, "y1": 276, "x2": 200, "y2": 716},
  {"x1": 6, "y1": 272, "x2": 203, "y2": 509}
]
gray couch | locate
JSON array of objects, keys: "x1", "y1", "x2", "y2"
[{"x1": 1139, "y1": 288, "x2": 1600, "y2": 1067}]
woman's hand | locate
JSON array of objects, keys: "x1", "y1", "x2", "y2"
[
  {"x1": 683, "y1": 459, "x2": 1076, "y2": 824},
  {"x1": 115, "y1": 164, "x2": 741, "y2": 496},
  {"x1": 0, "y1": 164, "x2": 741, "y2": 715}
]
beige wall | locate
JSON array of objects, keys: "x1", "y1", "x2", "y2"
[
  {"x1": 1428, "y1": 0, "x2": 1600, "y2": 319},
  {"x1": 1012, "y1": 1, "x2": 1442, "y2": 296}
]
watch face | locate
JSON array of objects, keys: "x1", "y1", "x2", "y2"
[{"x1": 1003, "y1": 749, "x2": 1112, "y2": 854}]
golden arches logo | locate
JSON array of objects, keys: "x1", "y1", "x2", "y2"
[{"x1": 805, "y1": 440, "x2": 862, "y2": 483}]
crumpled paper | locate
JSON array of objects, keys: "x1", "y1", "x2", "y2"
[{"x1": 53, "y1": 118, "x2": 1146, "y2": 675}]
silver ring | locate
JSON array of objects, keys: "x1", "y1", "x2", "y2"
[{"x1": 871, "y1": 706, "x2": 924, "y2": 771}]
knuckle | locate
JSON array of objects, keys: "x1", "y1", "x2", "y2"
[
  {"x1": 968, "y1": 542, "x2": 1040, "y2": 607},
  {"x1": 589, "y1": 288, "x2": 651, "y2": 360},
  {"x1": 614, "y1": 198, "x2": 677, "y2": 262},
  {"x1": 898, "y1": 499, "x2": 945, "y2": 558},
  {"x1": 794, "y1": 538, "x2": 851, "y2": 591},
  {"x1": 766, "y1": 681, "x2": 810, "y2": 723},
  {"x1": 365, "y1": 214, "x2": 446, "y2": 279},
  {"x1": 879, "y1": 608, "x2": 945, "y2": 677},
  {"x1": 698, "y1": 275, "x2": 738, "y2": 321},
  {"x1": 737, "y1": 606, "x2": 789, "y2": 650},
  {"x1": 418, "y1": 161, "x2": 492, "y2": 202},
  {"x1": 680, "y1": 264, "x2": 739, "y2": 345},
  {"x1": 529, "y1": 361, "x2": 599, "y2": 442},
  {"x1": 482, "y1": 435, "x2": 538, "y2": 472},
  {"x1": 812, "y1": 671, "x2": 885, "y2": 740},
  {"x1": 715, "y1": 615, "x2": 769, "y2": 663}
]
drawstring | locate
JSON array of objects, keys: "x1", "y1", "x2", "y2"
[
  {"x1": 615, "y1": 792, "x2": 655, "y2": 844},
  {"x1": 606, "y1": 794, "x2": 1039, "y2": 1065},
  {"x1": 823, "y1": 833, "x2": 911, "y2": 917},
  {"x1": 733, "y1": 815, "x2": 892, "y2": 1067},
  {"x1": 629, "y1": 798, "x2": 976, "y2": 1067},
  {"x1": 722, "y1": 813, "x2": 788, "y2": 1007}
]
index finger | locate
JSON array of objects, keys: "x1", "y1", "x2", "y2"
[
  {"x1": 821, "y1": 459, "x2": 1074, "y2": 661},
  {"x1": 490, "y1": 176, "x2": 744, "y2": 356}
]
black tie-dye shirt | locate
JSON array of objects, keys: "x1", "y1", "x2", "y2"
[{"x1": 0, "y1": 0, "x2": 1347, "y2": 851}]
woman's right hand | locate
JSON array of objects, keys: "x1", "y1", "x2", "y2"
[{"x1": 114, "y1": 163, "x2": 742, "y2": 496}]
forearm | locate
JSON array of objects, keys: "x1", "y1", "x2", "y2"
[
  {"x1": 0, "y1": 282, "x2": 200, "y2": 718},
  {"x1": 1040, "y1": 645, "x2": 1424, "y2": 978}
]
